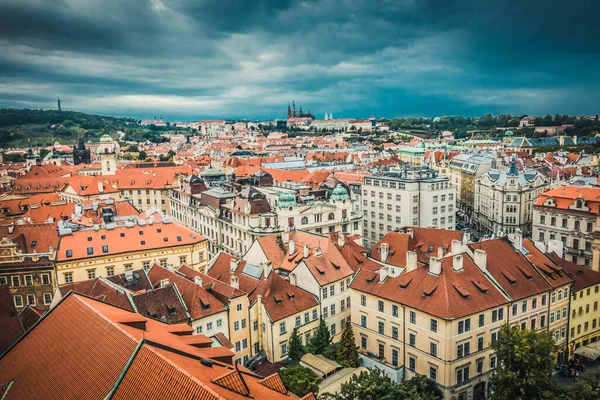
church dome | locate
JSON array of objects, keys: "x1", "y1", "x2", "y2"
[
  {"x1": 505, "y1": 130, "x2": 514, "y2": 137},
  {"x1": 279, "y1": 192, "x2": 297, "y2": 208},
  {"x1": 330, "y1": 184, "x2": 351, "y2": 201},
  {"x1": 99, "y1": 134, "x2": 114, "y2": 143}
]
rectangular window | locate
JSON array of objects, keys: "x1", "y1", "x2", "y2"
[
  {"x1": 313, "y1": 309, "x2": 318, "y2": 320},
  {"x1": 106, "y1": 267, "x2": 114, "y2": 277},
  {"x1": 392, "y1": 305, "x2": 398, "y2": 317},
  {"x1": 409, "y1": 333, "x2": 416, "y2": 347},
  {"x1": 322, "y1": 287, "x2": 328, "y2": 299},
  {"x1": 11, "y1": 276, "x2": 20, "y2": 286},
  {"x1": 14, "y1": 295, "x2": 23, "y2": 308},
  {"x1": 361, "y1": 336, "x2": 367, "y2": 349},
  {"x1": 64, "y1": 273, "x2": 73, "y2": 283},
  {"x1": 430, "y1": 366, "x2": 437, "y2": 382},
  {"x1": 24, "y1": 275, "x2": 33, "y2": 286},
  {"x1": 541, "y1": 294, "x2": 546, "y2": 306},
  {"x1": 431, "y1": 319, "x2": 438, "y2": 333},
  {"x1": 409, "y1": 357, "x2": 416, "y2": 371},
  {"x1": 430, "y1": 342, "x2": 437, "y2": 357},
  {"x1": 410, "y1": 311, "x2": 416, "y2": 324},
  {"x1": 478, "y1": 336, "x2": 484, "y2": 351},
  {"x1": 392, "y1": 326, "x2": 399, "y2": 340},
  {"x1": 360, "y1": 294, "x2": 366, "y2": 306},
  {"x1": 279, "y1": 322, "x2": 286, "y2": 334},
  {"x1": 378, "y1": 321, "x2": 385, "y2": 334},
  {"x1": 43, "y1": 293, "x2": 52, "y2": 305},
  {"x1": 378, "y1": 300, "x2": 384, "y2": 312},
  {"x1": 361, "y1": 315, "x2": 367, "y2": 327},
  {"x1": 41, "y1": 274, "x2": 50, "y2": 285},
  {"x1": 87, "y1": 269, "x2": 95, "y2": 279}
]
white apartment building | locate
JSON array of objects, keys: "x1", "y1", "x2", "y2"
[
  {"x1": 475, "y1": 164, "x2": 548, "y2": 236},
  {"x1": 533, "y1": 186, "x2": 599, "y2": 269},
  {"x1": 362, "y1": 166, "x2": 456, "y2": 248}
]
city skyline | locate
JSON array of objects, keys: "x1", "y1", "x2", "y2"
[{"x1": 0, "y1": 0, "x2": 599, "y2": 120}]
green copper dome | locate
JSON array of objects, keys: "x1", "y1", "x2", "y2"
[
  {"x1": 279, "y1": 191, "x2": 297, "y2": 208},
  {"x1": 505, "y1": 130, "x2": 514, "y2": 137},
  {"x1": 99, "y1": 134, "x2": 114, "y2": 143},
  {"x1": 330, "y1": 184, "x2": 351, "y2": 201}
]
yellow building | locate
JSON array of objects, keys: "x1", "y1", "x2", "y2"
[
  {"x1": 548, "y1": 254, "x2": 600, "y2": 357},
  {"x1": 55, "y1": 220, "x2": 208, "y2": 284},
  {"x1": 351, "y1": 253, "x2": 510, "y2": 400},
  {"x1": 208, "y1": 252, "x2": 321, "y2": 363}
]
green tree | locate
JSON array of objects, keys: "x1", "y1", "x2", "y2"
[
  {"x1": 320, "y1": 369, "x2": 440, "y2": 400},
  {"x1": 336, "y1": 324, "x2": 360, "y2": 367},
  {"x1": 288, "y1": 327, "x2": 305, "y2": 361},
  {"x1": 137, "y1": 150, "x2": 147, "y2": 161},
  {"x1": 308, "y1": 317, "x2": 331, "y2": 355},
  {"x1": 280, "y1": 365, "x2": 320, "y2": 398},
  {"x1": 566, "y1": 370, "x2": 600, "y2": 399},
  {"x1": 491, "y1": 324, "x2": 557, "y2": 400}
]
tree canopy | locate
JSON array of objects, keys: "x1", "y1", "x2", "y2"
[
  {"x1": 490, "y1": 324, "x2": 557, "y2": 399},
  {"x1": 336, "y1": 324, "x2": 360, "y2": 368},
  {"x1": 280, "y1": 365, "x2": 320, "y2": 398}
]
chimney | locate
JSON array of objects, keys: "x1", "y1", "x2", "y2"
[
  {"x1": 8, "y1": 223, "x2": 14, "y2": 234},
  {"x1": 406, "y1": 251, "x2": 418, "y2": 272},
  {"x1": 314, "y1": 247, "x2": 322, "y2": 257},
  {"x1": 534, "y1": 241, "x2": 547, "y2": 253},
  {"x1": 338, "y1": 234, "x2": 345, "y2": 247},
  {"x1": 380, "y1": 243, "x2": 390, "y2": 263},
  {"x1": 264, "y1": 261, "x2": 273, "y2": 279},
  {"x1": 230, "y1": 276, "x2": 239, "y2": 289},
  {"x1": 230, "y1": 258, "x2": 238, "y2": 272},
  {"x1": 282, "y1": 231, "x2": 289, "y2": 243},
  {"x1": 160, "y1": 279, "x2": 169, "y2": 288},
  {"x1": 437, "y1": 247, "x2": 444, "y2": 258},
  {"x1": 508, "y1": 232, "x2": 523, "y2": 252},
  {"x1": 303, "y1": 243, "x2": 309, "y2": 258},
  {"x1": 289, "y1": 272, "x2": 297, "y2": 286},
  {"x1": 97, "y1": 180, "x2": 104, "y2": 193},
  {"x1": 289, "y1": 239, "x2": 295, "y2": 255},
  {"x1": 379, "y1": 266, "x2": 388, "y2": 283},
  {"x1": 451, "y1": 239, "x2": 463, "y2": 254},
  {"x1": 573, "y1": 135, "x2": 578, "y2": 145},
  {"x1": 462, "y1": 232, "x2": 471, "y2": 244},
  {"x1": 474, "y1": 249, "x2": 487, "y2": 271},
  {"x1": 429, "y1": 257, "x2": 442, "y2": 276},
  {"x1": 406, "y1": 228, "x2": 413, "y2": 238},
  {"x1": 453, "y1": 254, "x2": 463, "y2": 271},
  {"x1": 194, "y1": 276, "x2": 203, "y2": 286},
  {"x1": 167, "y1": 263, "x2": 174, "y2": 272},
  {"x1": 548, "y1": 239, "x2": 564, "y2": 258}
]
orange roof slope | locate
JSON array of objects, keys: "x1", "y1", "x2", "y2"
[
  {"x1": 469, "y1": 239, "x2": 552, "y2": 300},
  {"x1": 147, "y1": 265, "x2": 227, "y2": 320},
  {"x1": 0, "y1": 284, "x2": 25, "y2": 354},
  {"x1": 534, "y1": 186, "x2": 600, "y2": 213},
  {"x1": 56, "y1": 221, "x2": 205, "y2": 261},
  {"x1": 522, "y1": 239, "x2": 572, "y2": 288},
  {"x1": 351, "y1": 254, "x2": 509, "y2": 319},
  {"x1": 370, "y1": 227, "x2": 462, "y2": 266}
]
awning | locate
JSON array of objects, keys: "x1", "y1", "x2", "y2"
[{"x1": 574, "y1": 345, "x2": 600, "y2": 360}]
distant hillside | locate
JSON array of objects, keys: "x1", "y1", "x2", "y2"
[{"x1": 0, "y1": 108, "x2": 187, "y2": 148}]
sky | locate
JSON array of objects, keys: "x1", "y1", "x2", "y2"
[{"x1": 0, "y1": 0, "x2": 599, "y2": 121}]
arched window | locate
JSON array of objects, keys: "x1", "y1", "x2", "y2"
[
  {"x1": 301, "y1": 217, "x2": 309, "y2": 225},
  {"x1": 328, "y1": 213, "x2": 335, "y2": 221}
]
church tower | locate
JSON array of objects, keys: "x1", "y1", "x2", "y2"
[
  {"x1": 57, "y1": 97, "x2": 61, "y2": 111},
  {"x1": 97, "y1": 134, "x2": 118, "y2": 176}
]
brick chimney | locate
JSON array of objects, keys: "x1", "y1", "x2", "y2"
[{"x1": 406, "y1": 251, "x2": 418, "y2": 272}]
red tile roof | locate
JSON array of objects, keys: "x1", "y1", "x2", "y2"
[
  {"x1": 0, "y1": 284, "x2": 24, "y2": 354},
  {"x1": 18, "y1": 305, "x2": 44, "y2": 331},
  {"x1": 132, "y1": 285, "x2": 190, "y2": 324},
  {"x1": 280, "y1": 231, "x2": 354, "y2": 286},
  {"x1": 522, "y1": 239, "x2": 572, "y2": 289},
  {"x1": 351, "y1": 253, "x2": 509, "y2": 319},
  {"x1": 147, "y1": 265, "x2": 227, "y2": 320},
  {"x1": 0, "y1": 292, "x2": 295, "y2": 399},
  {"x1": 208, "y1": 253, "x2": 318, "y2": 322},
  {"x1": 548, "y1": 253, "x2": 600, "y2": 291},
  {"x1": 56, "y1": 221, "x2": 206, "y2": 261},
  {"x1": 370, "y1": 227, "x2": 463, "y2": 266},
  {"x1": 469, "y1": 238, "x2": 552, "y2": 301},
  {"x1": 534, "y1": 186, "x2": 600, "y2": 213},
  {"x1": 338, "y1": 235, "x2": 381, "y2": 272}
]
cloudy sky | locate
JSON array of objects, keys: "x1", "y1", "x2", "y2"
[{"x1": 0, "y1": 0, "x2": 599, "y2": 120}]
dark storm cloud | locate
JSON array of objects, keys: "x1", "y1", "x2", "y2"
[{"x1": 0, "y1": 0, "x2": 598, "y2": 119}]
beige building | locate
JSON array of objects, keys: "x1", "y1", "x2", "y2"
[
  {"x1": 533, "y1": 186, "x2": 598, "y2": 268},
  {"x1": 55, "y1": 219, "x2": 208, "y2": 284},
  {"x1": 351, "y1": 252, "x2": 509, "y2": 400},
  {"x1": 475, "y1": 163, "x2": 548, "y2": 235}
]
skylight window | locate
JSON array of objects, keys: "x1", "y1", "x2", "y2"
[
  {"x1": 31, "y1": 241, "x2": 36, "y2": 247},
  {"x1": 102, "y1": 245, "x2": 109, "y2": 253},
  {"x1": 163, "y1": 238, "x2": 168, "y2": 242},
  {"x1": 87, "y1": 237, "x2": 92, "y2": 241},
  {"x1": 101, "y1": 235, "x2": 106, "y2": 240},
  {"x1": 120, "y1": 233, "x2": 125, "y2": 237},
  {"x1": 87, "y1": 247, "x2": 93, "y2": 255},
  {"x1": 141, "y1": 240, "x2": 146, "y2": 245},
  {"x1": 66, "y1": 250, "x2": 73, "y2": 258},
  {"x1": 139, "y1": 231, "x2": 144, "y2": 235},
  {"x1": 157, "y1": 228, "x2": 162, "y2": 233},
  {"x1": 177, "y1": 236, "x2": 182, "y2": 241}
]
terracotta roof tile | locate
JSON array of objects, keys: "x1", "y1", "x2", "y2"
[
  {"x1": 0, "y1": 284, "x2": 25, "y2": 354},
  {"x1": 212, "y1": 368, "x2": 250, "y2": 396},
  {"x1": 258, "y1": 373, "x2": 287, "y2": 394},
  {"x1": 351, "y1": 253, "x2": 509, "y2": 319}
]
